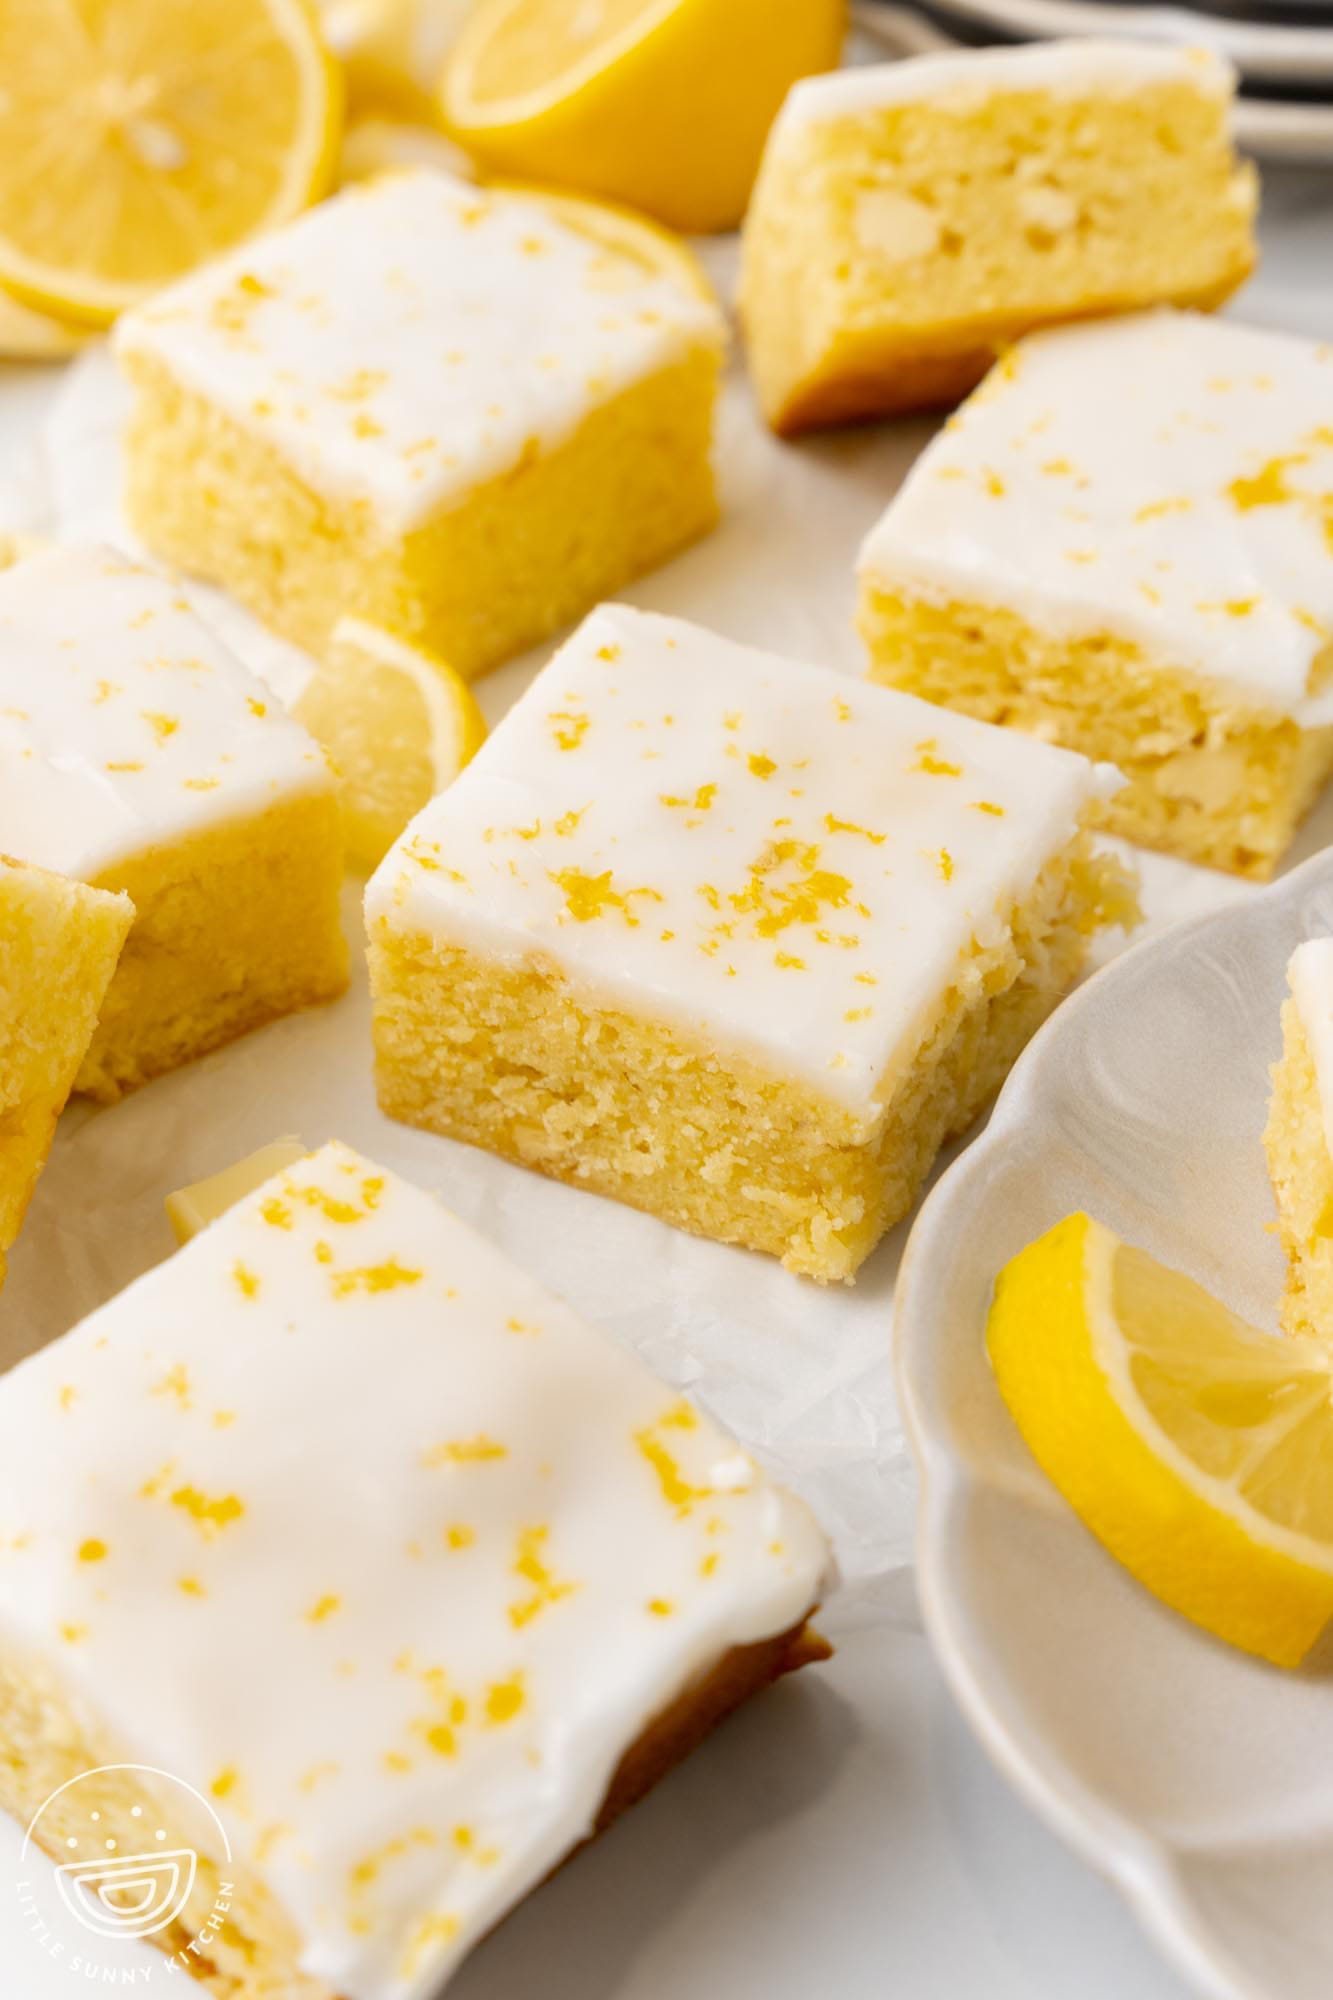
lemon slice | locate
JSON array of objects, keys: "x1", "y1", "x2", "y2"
[
  {"x1": 501, "y1": 181, "x2": 714, "y2": 303},
  {"x1": 987, "y1": 1212, "x2": 1333, "y2": 1667},
  {"x1": 0, "y1": 0, "x2": 343, "y2": 327},
  {"x1": 295, "y1": 616, "x2": 487, "y2": 871},
  {"x1": 320, "y1": 0, "x2": 475, "y2": 113},
  {"x1": 441, "y1": 0, "x2": 847, "y2": 233}
]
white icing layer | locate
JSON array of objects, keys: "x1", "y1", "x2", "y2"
[
  {"x1": 1289, "y1": 939, "x2": 1333, "y2": 1156},
  {"x1": 860, "y1": 311, "x2": 1333, "y2": 722},
  {"x1": 115, "y1": 170, "x2": 726, "y2": 535},
  {"x1": 365, "y1": 604, "x2": 1118, "y2": 1119},
  {"x1": 0, "y1": 1142, "x2": 831, "y2": 2000},
  {"x1": 0, "y1": 544, "x2": 330, "y2": 881},
  {"x1": 773, "y1": 39, "x2": 1233, "y2": 138}
]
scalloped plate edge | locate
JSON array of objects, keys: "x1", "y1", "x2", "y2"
[{"x1": 892, "y1": 850, "x2": 1333, "y2": 2000}]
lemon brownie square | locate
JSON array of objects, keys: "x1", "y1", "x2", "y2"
[
  {"x1": 739, "y1": 41, "x2": 1255, "y2": 434},
  {"x1": 0, "y1": 1139, "x2": 831, "y2": 1999},
  {"x1": 114, "y1": 169, "x2": 727, "y2": 678},
  {"x1": 0, "y1": 858, "x2": 132, "y2": 1292},
  {"x1": 0, "y1": 544, "x2": 347, "y2": 1101},
  {"x1": 859, "y1": 312, "x2": 1333, "y2": 880},
  {"x1": 1265, "y1": 940, "x2": 1333, "y2": 1342},
  {"x1": 366, "y1": 604, "x2": 1135, "y2": 1283}
]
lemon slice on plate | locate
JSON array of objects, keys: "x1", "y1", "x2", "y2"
[
  {"x1": 441, "y1": 0, "x2": 847, "y2": 233},
  {"x1": 988, "y1": 1212, "x2": 1333, "y2": 1668},
  {"x1": 296, "y1": 616, "x2": 487, "y2": 872},
  {"x1": 0, "y1": 0, "x2": 342, "y2": 327}
]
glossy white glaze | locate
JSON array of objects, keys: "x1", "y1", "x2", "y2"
[
  {"x1": 860, "y1": 311, "x2": 1333, "y2": 721},
  {"x1": 115, "y1": 170, "x2": 726, "y2": 534},
  {"x1": 366, "y1": 605, "x2": 1118, "y2": 1118},
  {"x1": 0, "y1": 1141, "x2": 831, "y2": 1999},
  {"x1": 0, "y1": 544, "x2": 329, "y2": 880},
  {"x1": 772, "y1": 38, "x2": 1232, "y2": 136}
]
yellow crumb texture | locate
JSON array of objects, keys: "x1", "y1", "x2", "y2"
[
  {"x1": 76, "y1": 792, "x2": 348, "y2": 1101},
  {"x1": 1264, "y1": 998, "x2": 1333, "y2": 1342},
  {"x1": 740, "y1": 79, "x2": 1255, "y2": 432},
  {"x1": 0, "y1": 1648, "x2": 324, "y2": 2000},
  {"x1": 0, "y1": 858, "x2": 132, "y2": 1290},
  {"x1": 859, "y1": 586, "x2": 1333, "y2": 879},
  {"x1": 120, "y1": 349, "x2": 720, "y2": 681},
  {"x1": 368, "y1": 836, "x2": 1132, "y2": 1282}
]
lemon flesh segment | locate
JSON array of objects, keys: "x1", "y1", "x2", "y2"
[
  {"x1": 0, "y1": 0, "x2": 342, "y2": 327},
  {"x1": 296, "y1": 617, "x2": 488, "y2": 872},
  {"x1": 441, "y1": 0, "x2": 848, "y2": 234},
  {"x1": 166, "y1": 1139, "x2": 309, "y2": 1245},
  {"x1": 987, "y1": 1212, "x2": 1333, "y2": 1668}
]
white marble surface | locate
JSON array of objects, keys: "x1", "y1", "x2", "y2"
[{"x1": 0, "y1": 161, "x2": 1328, "y2": 2000}]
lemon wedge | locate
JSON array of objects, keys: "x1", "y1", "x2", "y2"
[
  {"x1": 441, "y1": 0, "x2": 847, "y2": 233},
  {"x1": 988, "y1": 1212, "x2": 1333, "y2": 1668},
  {"x1": 0, "y1": 0, "x2": 342, "y2": 327},
  {"x1": 296, "y1": 616, "x2": 487, "y2": 871}
]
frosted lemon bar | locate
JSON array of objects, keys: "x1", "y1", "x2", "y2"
[
  {"x1": 115, "y1": 170, "x2": 727, "y2": 678},
  {"x1": 0, "y1": 544, "x2": 347, "y2": 1101},
  {"x1": 0, "y1": 1140, "x2": 831, "y2": 1999},
  {"x1": 740, "y1": 41, "x2": 1255, "y2": 433},
  {"x1": 366, "y1": 605, "x2": 1135, "y2": 1282},
  {"x1": 859, "y1": 312, "x2": 1333, "y2": 879},
  {"x1": 0, "y1": 858, "x2": 132, "y2": 1292},
  {"x1": 1265, "y1": 940, "x2": 1333, "y2": 1342}
]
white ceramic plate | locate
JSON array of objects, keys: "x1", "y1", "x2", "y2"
[{"x1": 896, "y1": 846, "x2": 1333, "y2": 2000}]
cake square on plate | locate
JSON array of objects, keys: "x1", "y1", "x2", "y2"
[
  {"x1": 0, "y1": 1140, "x2": 831, "y2": 1999},
  {"x1": 859, "y1": 311, "x2": 1333, "y2": 879},
  {"x1": 115, "y1": 170, "x2": 727, "y2": 679},
  {"x1": 739, "y1": 41, "x2": 1255, "y2": 434},
  {"x1": 1266, "y1": 940, "x2": 1333, "y2": 1341},
  {"x1": 0, "y1": 856, "x2": 132, "y2": 1291},
  {"x1": 365, "y1": 605, "x2": 1135, "y2": 1282},
  {"x1": 0, "y1": 544, "x2": 347, "y2": 1100}
]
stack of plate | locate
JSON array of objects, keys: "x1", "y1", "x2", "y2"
[{"x1": 855, "y1": 0, "x2": 1333, "y2": 158}]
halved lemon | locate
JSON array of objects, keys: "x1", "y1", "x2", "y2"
[
  {"x1": 295, "y1": 617, "x2": 487, "y2": 871},
  {"x1": 988, "y1": 1212, "x2": 1333, "y2": 1668},
  {"x1": 441, "y1": 0, "x2": 847, "y2": 234},
  {"x1": 0, "y1": 0, "x2": 343, "y2": 327}
]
